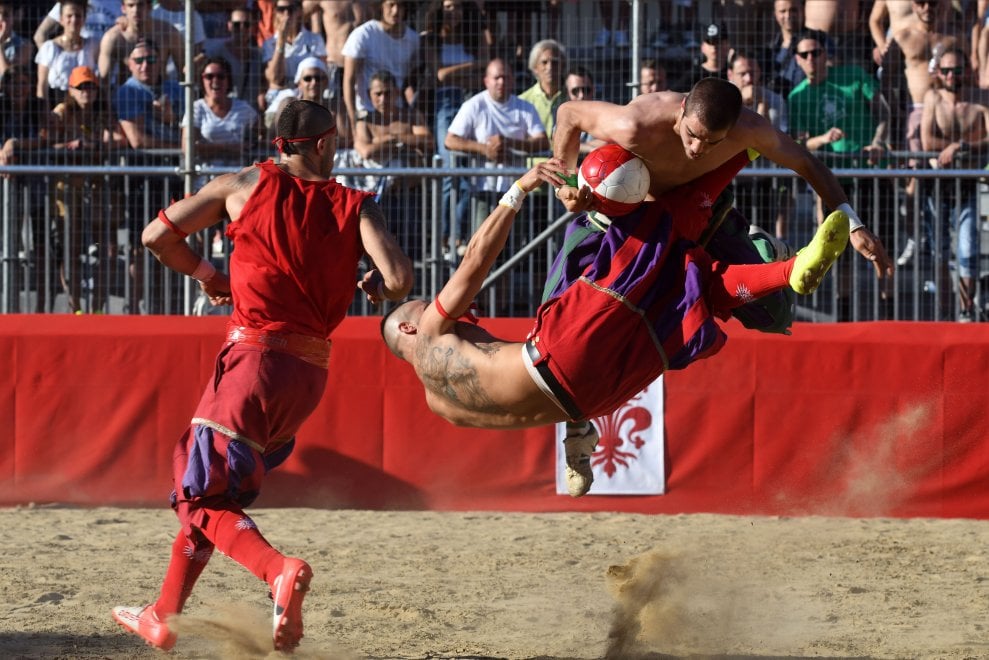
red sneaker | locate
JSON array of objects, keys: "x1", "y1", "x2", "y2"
[
  {"x1": 271, "y1": 558, "x2": 312, "y2": 652},
  {"x1": 111, "y1": 604, "x2": 177, "y2": 651}
]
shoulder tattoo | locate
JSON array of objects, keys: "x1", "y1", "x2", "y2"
[
  {"x1": 231, "y1": 166, "x2": 259, "y2": 190},
  {"x1": 360, "y1": 196, "x2": 386, "y2": 225}
]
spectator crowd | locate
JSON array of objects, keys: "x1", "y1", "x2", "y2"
[{"x1": 0, "y1": 0, "x2": 985, "y2": 321}]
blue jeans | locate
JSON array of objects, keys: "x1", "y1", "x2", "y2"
[
  {"x1": 923, "y1": 181, "x2": 979, "y2": 279},
  {"x1": 435, "y1": 86, "x2": 470, "y2": 241}
]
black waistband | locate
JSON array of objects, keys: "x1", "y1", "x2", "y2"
[{"x1": 524, "y1": 340, "x2": 584, "y2": 421}]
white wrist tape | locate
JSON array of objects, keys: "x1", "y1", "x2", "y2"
[
  {"x1": 836, "y1": 203, "x2": 864, "y2": 232},
  {"x1": 191, "y1": 257, "x2": 216, "y2": 283},
  {"x1": 498, "y1": 182, "x2": 527, "y2": 212}
]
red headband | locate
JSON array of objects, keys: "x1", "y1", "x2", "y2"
[{"x1": 271, "y1": 125, "x2": 337, "y2": 153}]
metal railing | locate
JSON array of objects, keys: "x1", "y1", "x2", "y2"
[{"x1": 1, "y1": 157, "x2": 986, "y2": 322}]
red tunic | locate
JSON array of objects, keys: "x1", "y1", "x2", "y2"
[
  {"x1": 226, "y1": 160, "x2": 373, "y2": 340},
  {"x1": 172, "y1": 162, "x2": 373, "y2": 531}
]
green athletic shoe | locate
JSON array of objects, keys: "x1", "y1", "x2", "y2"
[{"x1": 789, "y1": 210, "x2": 850, "y2": 295}]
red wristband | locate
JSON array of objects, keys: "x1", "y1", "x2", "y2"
[{"x1": 158, "y1": 209, "x2": 188, "y2": 239}]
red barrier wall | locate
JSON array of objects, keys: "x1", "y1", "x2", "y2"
[{"x1": 1, "y1": 315, "x2": 987, "y2": 518}]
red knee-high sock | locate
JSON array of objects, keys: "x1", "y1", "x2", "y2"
[
  {"x1": 198, "y1": 508, "x2": 285, "y2": 587},
  {"x1": 706, "y1": 258, "x2": 795, "y2": 314},
  {"x1": 154, "y1": 530, "x2": 214, "y2": 618}
]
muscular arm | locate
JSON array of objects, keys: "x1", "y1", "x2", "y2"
[
  {"x1": 743, "y1": 112, "x2": 894, "y2": 280},
  {"x1": 34, "y1": 16, "x2": 58, "y2": 50},
  {"x1": 97, "y1": 30, "x2": 117, "y2": 80},
  {"x1": 422, "y1": 158, "x2": 568, "y2": 335},
  {"x1": 553, "y1": 98, "x2": 639, "y2": 172},
  {"x1": 357, "y1": 196, "x2": 414, "y2": 301},
  {"x1": 342, "y1": 55, "x2": 361, "y2": 130},
  {"x1": 141, "y1": 169, "x2": 245, "y2": 274},
  {"x1": 919, "y1": 90, "x2": 946, "y2": 152},
  {"x1": 743, "y1": 113, "x2": 849, "y2": 210},
  {"x1": 868, "y1": 0, "x2": 889, "y2": 54}
]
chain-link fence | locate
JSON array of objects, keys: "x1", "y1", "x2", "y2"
[{"x1": 1, "y1": 0, "x2": 987, "y2": 321}]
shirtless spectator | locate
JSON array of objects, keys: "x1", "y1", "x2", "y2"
[
  {"x1": 919, "y1": 47, "x2": 987, "y2": 321},
  {"x1": 869, "y1": 0, "x2": 915, "y2": 67},
  {"x1": 354, "y1": 69, "x2": 433, "y2": 260},
  {"x1": 804, "y1": 0, "x2": 870, "y2": 68},
  {"x1": 304, "y1": 1, "x2": 367, "y2": 85},
  {"x1": 890, "y1": 0, "x2": 968, "y2": 158},
  {"x1": 98, "y1": 0, "x2": 184, "y2": 87}
]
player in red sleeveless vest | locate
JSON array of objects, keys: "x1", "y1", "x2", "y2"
[{"x1": 111, "y1": 100, "x2": 413, "y2": 653}]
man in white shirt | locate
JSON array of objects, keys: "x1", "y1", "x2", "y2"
[
  {"x1": 444, "y1": 57, "x2": 547, "y2": 243},
  {"x1": 341, "y1": 0, "x2": 418, "y2": 130}
]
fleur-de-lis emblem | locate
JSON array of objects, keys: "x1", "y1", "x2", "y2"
[{"x1": 590, "y1": 389, "x2": 654, "y2": 478}]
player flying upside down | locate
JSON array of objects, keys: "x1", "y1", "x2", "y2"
[{"x1": 381, "y1": 157, "x2": 849, "y2": 497}]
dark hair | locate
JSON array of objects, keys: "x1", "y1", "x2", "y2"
[
  {"x1": 641, "y1": 58, "x2": 665, "y2": 74},
  {"x1": 565, "y1": 65, "x2": 593, "y2": 83},
  {"x1": 200, "y1": 56, "x2": 233, "y2": 94},
  {"x1": 728, "y1": 50, "x2": 758, "y2": 68},
  {"x1": 684, "y1": 78, "x2": 742, "y2": 132},
  {"x1": 276, "y1": 99, "x2": 335, "y2": 155},
  {"x1": 370, "y1": 69, "x2": 397, "y2": 88},
  {"x1": 794, "y1": 29, "x2": 829, "y2": 50},
  {"x1": 60, "y1": 0, "x2": 88, "y2": 14}
]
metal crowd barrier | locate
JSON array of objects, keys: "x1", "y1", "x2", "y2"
[{"x1": 1, "y1": 159, "x2": 986, "y2": 322}]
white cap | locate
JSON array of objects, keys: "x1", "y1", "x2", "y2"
[{"x1": 294, "y1": 57, "x2": 329, "y2": 84}]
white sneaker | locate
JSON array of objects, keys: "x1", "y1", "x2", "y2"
[
  {"x1": 594, "y1": 28, "x2": 611, "y2": 48},
  {"x1": 564, "y1": 422, "x2": 599, "y2": 497}
]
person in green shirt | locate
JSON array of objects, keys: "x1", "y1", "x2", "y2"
[
  {"x1": 518, "y1": 39, "x2": 566, "y2": 137},
  {"x1": 787, "y1": 30, "x2": 890, "y2": 162}
]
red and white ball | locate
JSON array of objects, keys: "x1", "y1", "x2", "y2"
[{"x1": 577, "y1": 144, "x2": 650, "y2": 216}]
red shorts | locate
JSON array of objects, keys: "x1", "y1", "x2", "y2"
[{"x1": 171, "y1": 342, "x2": 328, "y2": 536}]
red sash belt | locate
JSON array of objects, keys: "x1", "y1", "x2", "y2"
[{"x1": 226, "y1": 325, "x2": 331, "y2": 369}]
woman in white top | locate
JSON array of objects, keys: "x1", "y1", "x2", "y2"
[
  {"x1": 183, "y1": 57, "x2": 260, "y2": 191},
  {"x1": 35, "y1": 0, "x2": 100, "y2": 108}
]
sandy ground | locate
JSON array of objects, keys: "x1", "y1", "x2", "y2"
[{"x1": 1, "y1": 506, "x2": 988, "y2": 660}]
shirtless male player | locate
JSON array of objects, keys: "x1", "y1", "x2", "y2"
[
  {"x1": 382, "y1": 157, "x2": 850, "y2": 497},
  {"x1": 551, "y1": 77, "x2": 893, "y2": 281}
]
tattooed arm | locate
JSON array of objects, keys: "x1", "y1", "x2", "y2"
[{"x1": 141, "y1": 164, "x2": 261, "y2": 298}]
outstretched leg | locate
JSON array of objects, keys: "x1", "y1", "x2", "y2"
[{"x1": 705, "y1": 210, "x2": 849, "y2": 311}]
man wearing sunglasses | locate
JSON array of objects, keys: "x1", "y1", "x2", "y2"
[
  {"x1": 788, "y1": 30, "x2": 895, "y2": 320},
  {"x1": 98, "y1": 0, "x2": 184, "y2": 87},
  {"x1": 563, "y1": 66, "x2": 606, "y2": 154},
  {"x1": 115, "y1": 38, "x2": 182, "y2": 150},
  {"x1": 890, "y1": 0, "x2": 966, "y2": 156},
  {"x1": 919, "y1": 47, "x2": 986, "y2": 321},
  {"x1": 203, "y1": 6, "x2": 264, "y2": 106}
]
